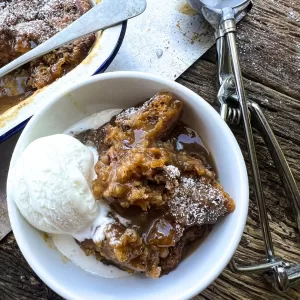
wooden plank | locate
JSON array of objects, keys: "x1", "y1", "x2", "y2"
[{"x1": 0, "y1": 234, "x2": 61, "y2": 299}]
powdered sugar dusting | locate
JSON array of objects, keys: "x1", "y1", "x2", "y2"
[
  {"x1": 168, "y1": 176, "x2": 230, "y2": 226},
  {"x1": 116, "y1": 98, "x2": 153, "y2": 122},
  {"x1": 0, "y1": 0, "x2": 89, "y2": 44},
  {"x1": 13, "y1": 20, "x2": 53, "y2": 43},
  {"x1": 105, "y1": 229, "x2": 120, "y2": 246},
  {"x1": 164, "y1": 165, "x2": 180, "y2": 179},
  {"x1": 116, "y1": 107, "x2": 138, "y2": 121}
]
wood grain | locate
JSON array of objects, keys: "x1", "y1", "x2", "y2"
[
  {"x1": 1, "y1": 0, "x2": 300, "y2": 299},
  {"x1": 179, "y1": 59, "x2": 300, "y2": 300}
]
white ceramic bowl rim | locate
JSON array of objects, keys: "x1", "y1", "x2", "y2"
[{"x1": 7, "y1": 71, "x2": 249, "y2": 300}]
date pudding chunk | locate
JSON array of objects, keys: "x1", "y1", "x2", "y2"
[{"x1": 77, "y1": 92, "x2": 235, "y2": 278}]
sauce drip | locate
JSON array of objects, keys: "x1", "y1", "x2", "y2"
[
  {"x1": 111, "y1": 203, "x2": 176, "y2": 247},
  {"x1": 0, "y1": 36, "x2": 37, "y2": 110},
  {"x1": 174, "y1": 126, "x2": 208, "y2": 153},
  {"x1": 111, "y1": 203, "x2": 166, "y2": 234},
  {"x1": 170, "y1": 121, "x2": 215, "y2": 171},
  {"x1": 0, "y1": 70, "x2": 34, "y2": 114},
  {"x1": 147, "y1": 219, "x2": 176, "y2": 247}
]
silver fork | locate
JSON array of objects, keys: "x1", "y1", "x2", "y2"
[{"x1": 189, "y1": 0, "x2": 300, "y2": 292}]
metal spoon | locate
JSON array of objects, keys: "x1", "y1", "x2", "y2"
[{"x1": 0, "y1": 0, "x2": 147, "y2": 78}]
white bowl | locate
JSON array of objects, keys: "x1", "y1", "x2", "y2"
[{"x1": 7, "y1": 71, "x2": 248, "y2": 300}]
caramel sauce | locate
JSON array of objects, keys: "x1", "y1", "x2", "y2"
[
  {"x1": 147, "y1": 219, "x2": 176, "y2": 247},
  {"x1": 14, "y1": 37, "x2": 37, "y2": 55},
  {"x1": 168, "y1": 121, "x2": 216, "y2": 173},
  {"x1": 79, "y1": 94, "x2": 235, "y2": 277},
  {"x1": 0, "y1": 69, "x2": 34, "y2": 113},
  {"x1": 173, "y1": 125, "x2": 208, "y2": 154},
  {"x1": 132, "y1": 129, "x2": 146, "y2": 146},
  {"x1": 108, "y1": 121, "x2": 214, "y2": 247},
  {"x1": 0, "y1": 37, "x2": 37, "y2": 110},
  {"x1": 111, "y1": 203, "x2": 167, "y2": 235}
]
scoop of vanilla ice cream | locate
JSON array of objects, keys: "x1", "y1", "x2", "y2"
[{"x1": 9, "y1": 134, "x2": 99, "y2": 234}]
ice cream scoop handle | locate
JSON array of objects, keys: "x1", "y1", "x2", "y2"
[{"x1": 223, "y1": 20, "x2": 275, "y2": 260}]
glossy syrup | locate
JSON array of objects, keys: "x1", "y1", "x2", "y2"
[
  {"x1": 170, "y1": 121, "x2": 215, "y2": 171},
  {"x1": 0, "y1": 38, "x2": 38, "y2": 108},
  {"x1": 108, "y1": 121, "x2": 215, "y2": 246}
]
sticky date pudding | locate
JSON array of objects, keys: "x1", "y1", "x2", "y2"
[{"x1": 76, "y1": 92, "x2": 235, "y2": 278}]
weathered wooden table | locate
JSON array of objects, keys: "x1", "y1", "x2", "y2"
[{"x1": 0, "y1": 0, "x2": 299, "y2": 298}]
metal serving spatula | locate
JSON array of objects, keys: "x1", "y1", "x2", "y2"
[{"x1": 0, "y1": 0, "x2": 147, "y2": 78}]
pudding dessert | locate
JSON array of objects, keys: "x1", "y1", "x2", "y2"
[
  {"x1": 0, "y1": 0, "x2": 95, "y2": 111},
  {"x1": 10, "y1": 92, "x2": 235, "y2": 278},
  {"x1": 77, "y1": 92, "x2": 235, "y2": 277}
]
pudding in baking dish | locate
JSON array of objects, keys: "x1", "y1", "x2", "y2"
[{"x1": 0, "y1": 0, "x2": 95, "y2": 111}]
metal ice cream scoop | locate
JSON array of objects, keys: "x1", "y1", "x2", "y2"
[
  {"x1": 0, "y1": 0, "x2": 147, "y2": 78},
  {"x1": 188, "y1": 0, "x2": 300, "y2": 292}
]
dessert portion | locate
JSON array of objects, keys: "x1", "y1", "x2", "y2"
[
  {"x1": 77, "y1": 92, "x2": 235, "y2": 277},
  {"x1": 0, "y1": 0, "x2": 95, "y2": 107},
  {"x1": 10, "y1": 92, "x2": 235, "y2": 278}
]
